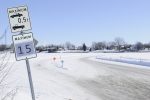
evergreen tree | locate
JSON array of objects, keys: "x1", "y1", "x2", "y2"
[{"x1": 83, "y1": 43, "x2": 87, "y2": 51}]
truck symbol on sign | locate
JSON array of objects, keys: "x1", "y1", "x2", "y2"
[
  {"x1": 13, "y1": 25, "x2": 25, "y2": 30},
  {"x1": 10, "y1": 13, "x2": 23, "y2": 18}
]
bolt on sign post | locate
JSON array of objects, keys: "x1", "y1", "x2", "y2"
[{"x1": 8, "y1": 6, "x2": 36, "y2": 100}]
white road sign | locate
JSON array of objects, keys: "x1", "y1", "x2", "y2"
[
  {"x1": 12, "y1": 32, "x2": 37, "y2": 61},
  {"x1": 8, "y1": 6, "x2": 31, "y2": 33}
]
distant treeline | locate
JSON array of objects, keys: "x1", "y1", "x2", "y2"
[
  {"x1": 1, "y1": 37, "x2": 150, "y2": 52},
  {"x1": 36, "y1": 37, "x2": 150, "y2": 52}
]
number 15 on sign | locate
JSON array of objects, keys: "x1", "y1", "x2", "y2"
[{"x1": 12, "y1": 32, "x2": 37, "y2": 61}]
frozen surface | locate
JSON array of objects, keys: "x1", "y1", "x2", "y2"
[{"x1": 1, "y1": 52, "x2": 150, "y2": 100}]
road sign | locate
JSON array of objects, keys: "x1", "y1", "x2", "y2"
[
  {"x1": 12, "y1": 32, "x2": 37, "y2": 60},
  {"x1": 8, "y1": 6, "x2": 31, "y2": 33}
]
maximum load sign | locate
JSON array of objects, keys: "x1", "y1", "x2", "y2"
[
  {"x1": 8, "y1": 6, "x2": 31, "y2": 33},
  {"x1": 12, "y1": 32, "x2": 37, "y2": 61}
]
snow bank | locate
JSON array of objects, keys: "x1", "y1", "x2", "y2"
[{"x1": 95, "y1": 52, "x2": 150, "y2": 67}]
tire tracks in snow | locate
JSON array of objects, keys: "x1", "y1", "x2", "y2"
[{"x1": 77, "y1": 57, "x2": 150, "y2": 100}]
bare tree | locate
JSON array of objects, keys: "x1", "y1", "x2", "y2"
[
  {"x1": 106, "y1": 42, "x2": 116, "y2": 50},
  {"x1": 114, "y1": 37, "x2": 125, "y2": 51},
  {"x1": 91, "y1": 42, "x2": 96, "y2": 50},
  {"x1": 0, "y1": 44, "x2": 7, "y2": 51},
  {"x1": 92, "y1": 42, "x2": 106, "y2": 50},
  {"x1": 97, "y1": 42, "x2": 106, "y2": 50},
  {"x1": 65, "y1": 42, "x2": 75, "y2": 50},
  {"x1": 144, "y1": 43, "x2": 150, "y2": 50},
  {"x1": 134, "y1": 42, "x2": 144, "y2": 51}
]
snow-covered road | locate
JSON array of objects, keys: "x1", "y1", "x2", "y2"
[
  {"x1": 2, "y1": 53, "x2": 150, "y2": 100},
  {"x1": 80, "y1": 57, "x2": 150, "y2": 100}
]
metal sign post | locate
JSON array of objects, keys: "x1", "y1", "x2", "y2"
[
  {"x1": 8, "y1": 6, "x2": 37, "y2": 100},
  {"x1": 12, "y1": 32, "x2": 37, "y2": 100},
  {"x1": 26, "y1": 58, "x2": 35, "y2": 100}
]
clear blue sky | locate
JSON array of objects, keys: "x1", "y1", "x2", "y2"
[{"x1": 0, "y1": 0, "x2": 150, "y2": 46}]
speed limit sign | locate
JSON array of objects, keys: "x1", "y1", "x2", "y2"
[
  {"x1": 8, "y1": 6, "x2": 31, "y2": 33},
  {"x1": 12, "y1": 32, "x2": 37, "y2": 61}
]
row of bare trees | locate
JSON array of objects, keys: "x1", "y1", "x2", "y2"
[
  {"x1": 35, "y1": 37, "x2": 150, "y2": 52},
  {"x1": 91, "y1": 37, "x2": 150, "y2": 51}
]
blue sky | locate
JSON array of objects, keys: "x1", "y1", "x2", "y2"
[{"x1": 0, "y1": 0, "x2": 150, "y2": 46}]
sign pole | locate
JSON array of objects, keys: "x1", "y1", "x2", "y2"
[
  {"x1": 25, "y1": 58, "x2": 36, "y2": 100},
  {"x1": 8, "y1": 6, "x2": 36, "y2": 100}
]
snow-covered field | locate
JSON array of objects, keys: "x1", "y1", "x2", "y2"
[{"x1": 1, "y1": 52, "x2": 150, "y2": 100}]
